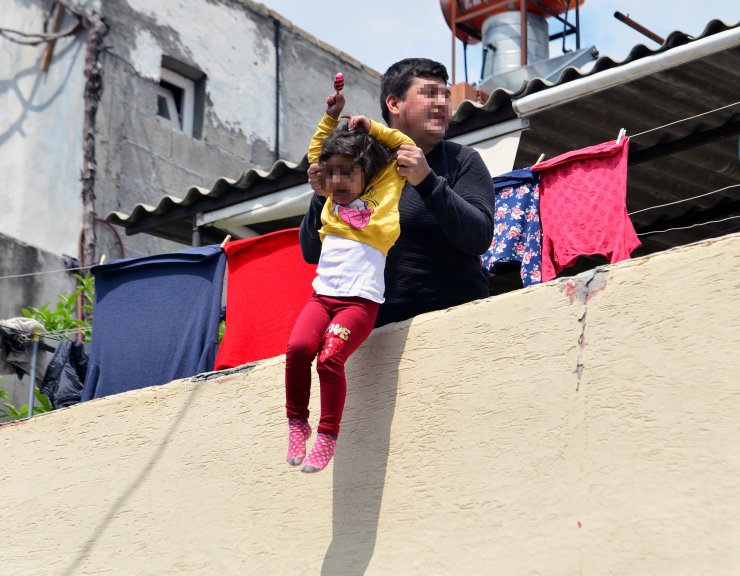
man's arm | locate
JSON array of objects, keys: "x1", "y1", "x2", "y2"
[
  {"x1": 299, "y1": 192, "x2": 326, "y2": 264},
  {"x1": 411, "y1": 147, "x2": 494, "y2": 255}
]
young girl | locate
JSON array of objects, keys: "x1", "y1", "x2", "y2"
[{"x1": 284, "y1": 79, "x2": 414, "y2": 473}]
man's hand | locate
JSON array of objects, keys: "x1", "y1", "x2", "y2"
[
  {"x1": 396, "y1": 144, "x2": 431, "y2": 186},
  {"x1": 342, "y1": 114, "x2": 371, "y2": 133},
  {"x1": 307, "y1": 163, "x2": 327, "y2": 197},
  {"x1": 326, "y1": 91, "x2": 345, "y2": 120}
]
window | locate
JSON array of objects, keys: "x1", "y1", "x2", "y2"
[
  {"x1": 156, "y1": 58, "x2": 206, "y2": 139},
  {"x1": 157, "y1": 68, "x2": 196, "y2": 136}
]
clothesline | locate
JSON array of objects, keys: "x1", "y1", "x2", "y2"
[
  {"x1": 636, "y1": 214, "x2": 740, "y2": 237},
  {"x1": 0, "y1": 264, "x2": 94, "y2": 281},
  {"x1": 0, "y1": 324, "x2": 90, "y2": 341},
  {"x1": 39, "y1": 328, "x2": 92, "y2": 340},
  {"x1": 629, "y1": 100, "x2": 740, "y2": 140},
  {"x1": 0, "y1": 244, "x2": 204, "y2": 281},
  {"x1": 0, "y1": 244, "x2": 170, "y2": 281},
  {"x1": 628, "y1": 184, "x2": 740, "y2": 216}
]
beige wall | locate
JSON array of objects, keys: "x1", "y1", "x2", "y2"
[{"x1": 2, "y1": 233, "x2": 739, "y2": 576}]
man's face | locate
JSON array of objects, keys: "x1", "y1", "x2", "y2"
[{"x1": 393, "y1": 77, "x2": 451, "y2": 149}]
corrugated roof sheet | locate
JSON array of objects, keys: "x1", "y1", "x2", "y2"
[
  {"x1": 108, "y1": 156, "x2": 309, "y2": 240},
  {"x1": 448, "y1": 18, "x2": 738, "y2": 133}
]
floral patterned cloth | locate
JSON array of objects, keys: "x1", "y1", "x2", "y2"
[{"x1": 481, "y1": 169, "x2": 542, "y2": 286}]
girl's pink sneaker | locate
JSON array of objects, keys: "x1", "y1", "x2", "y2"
[
  {"x1": 300, "y1": 432, "x2": 337, "y2": 473},
  {"x1": 286, "y1": 419, "x2": 312, "y2": 466}
]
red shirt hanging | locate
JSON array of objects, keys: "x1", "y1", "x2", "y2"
[
  {"x1": 215, "y1": 229, "x2": 317, "y2": 369},
  {"x1": 532, "y1": 137, "x2": 641, "y2": 282}
]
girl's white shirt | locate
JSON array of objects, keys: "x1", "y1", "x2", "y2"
[{"x1": 312, "y1": 235, "x2": 386, "y2": 303}]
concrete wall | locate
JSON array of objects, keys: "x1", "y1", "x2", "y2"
[
  {"x1": 0, "y1": 1, "x2": 92, "y2": 257},
  {"x1": 0, "y1": 232, "x2": 78, "y2": 408},
  {"x1": 2, "y1": 233, "x2": 739, "y2": 575},
  {"x1": 95, "y1": 0, "x2": 381, "y2": 259},
  {"x1": 0, "y1": 233, "x2": 76, "y2": 321}
]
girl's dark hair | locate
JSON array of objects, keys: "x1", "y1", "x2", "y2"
[{"x1": 319, "y1": 124, "x2": 393, "y2": 187}]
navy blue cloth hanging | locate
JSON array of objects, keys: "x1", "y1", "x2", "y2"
[
  {"x1": 481, "y1": 168, "x2": 543, "y2": 286},
  {"x1": 81, "y1": 245, "x2": 226, "y2": 401}
]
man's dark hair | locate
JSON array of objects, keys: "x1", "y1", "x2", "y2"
[
  {"x1": 380, "y1": 58, "x2": 449, "y2": 124},
  {"x1": 319, "y1": 124, "x2": 392, "y2": 187}
]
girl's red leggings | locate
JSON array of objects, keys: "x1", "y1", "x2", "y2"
[{"x1": 285, "y1": 293, "x2": 379, "y2": 436}]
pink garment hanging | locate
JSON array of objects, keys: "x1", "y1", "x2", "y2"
[
  {"x1": 532, "y1": 137, "x2": 640, "y2": 282},
  {"x1": 215, "y1": 229, "x2": 317, "y2": 369}
]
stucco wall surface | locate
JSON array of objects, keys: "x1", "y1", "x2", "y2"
[{"x1": 2, "y1": 233, "x2": 739, "y2": 576}]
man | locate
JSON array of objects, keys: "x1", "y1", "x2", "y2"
[{"x1": 300, "y1": 58, "x2": 494, "y2": 327}]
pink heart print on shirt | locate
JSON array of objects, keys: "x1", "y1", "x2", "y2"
[{"x1": 337, "y1": 205, "x2": 374, "y2": 229}]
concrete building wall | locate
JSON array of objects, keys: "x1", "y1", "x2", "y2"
[
  {"x1": 0, "y1": 232, "x2": 77, "y2": 408},
  {"x1": 0, "y1": 1, "x2": 91, "y2": 257},
  {"x1": 95, "y1": 0, "x2": 381, "y2": 259},
  {"x1": 2, "y1": 233, "x2": 739, "y2": 576},
  {"x1": 1, "y1": 0, "x2": 381, "y2": 261}
]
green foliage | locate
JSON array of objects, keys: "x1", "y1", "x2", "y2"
[
  {"x1": 0, "y1": 379, "x2": 53, "y2": 423},
  {"x1": 22, "y1": 273, "x2": 94, "y2": 343},
  {"x1": 0, "y1": 274, "x2": 95, "y2": 423}
]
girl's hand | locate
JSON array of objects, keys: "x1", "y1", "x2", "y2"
[
  {"x1": 343, "y1": 114, "x2": 371, "y2": 133},
  {"x1": 326, "y1": 91, "x2": 345, "y2": 119}
]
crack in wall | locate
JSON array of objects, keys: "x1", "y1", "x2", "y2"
[
  {"x1": 575, "y1": 307, "x2": 587, "y2": 391},
  {"x1": 559, "y1": 268, "x2": 608, "y2": 391}
]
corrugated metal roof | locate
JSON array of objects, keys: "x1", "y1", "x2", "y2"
[
  {"x1": 109, "y1": 18, "x2": 740, "y2": 254},
  {"x1": 448, "y1": 18, "x2": 738, "y2": 133},
  {"x1": 108, "y1": 157, "x2": 309, "y2": 243},
  {"x1": 511, "y1": 20, "x2": 740, "y2": 260}
]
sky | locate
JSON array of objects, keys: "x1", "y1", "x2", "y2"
[{"x1": 259, "y1": 0, "x2": 739, "y2": 83}]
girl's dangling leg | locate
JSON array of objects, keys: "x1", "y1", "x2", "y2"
[
  {"x1": 301, "y1": 296, "x2": 379, "y2": 473},
  {"x1": 286, "y1": 419, "x2": 312, "y2": 466},
  {"x1": 285, "y1": 294, "x2": 329, "y2": 466}
]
